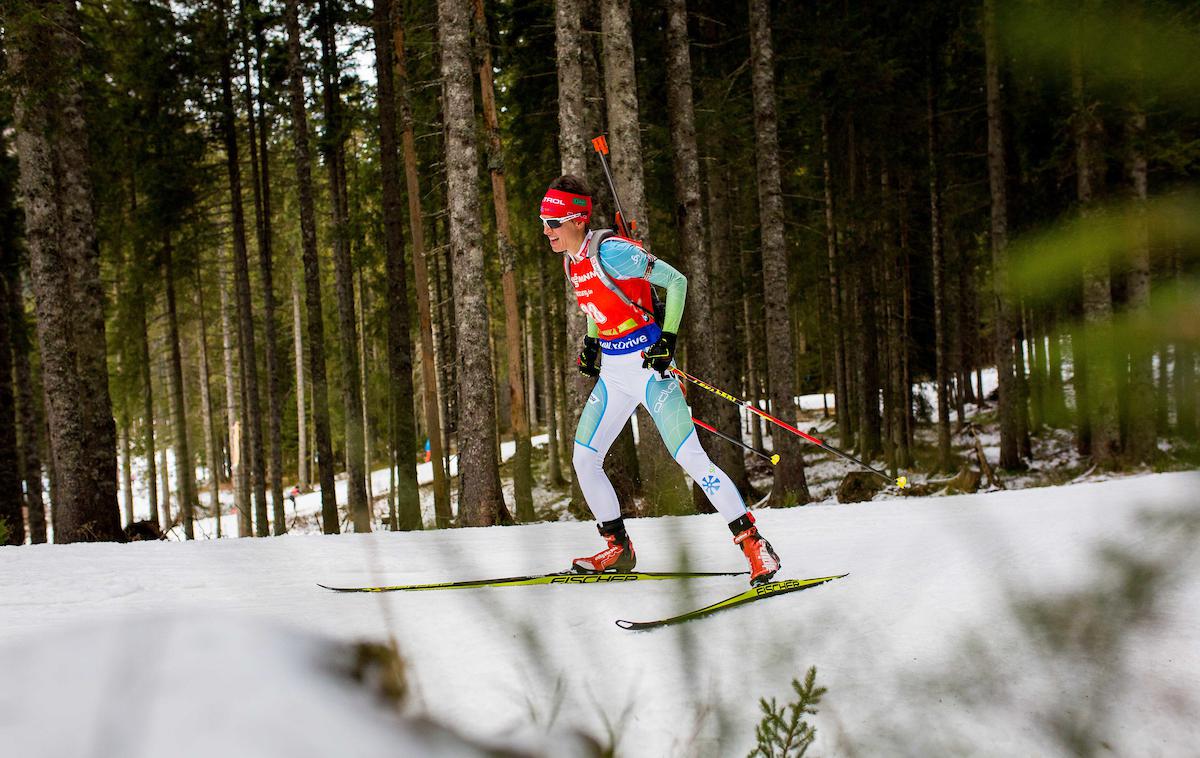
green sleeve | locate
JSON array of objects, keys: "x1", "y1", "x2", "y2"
[
  {"x1": 587, "y1": 315, "x2": 599, "y2": 339},
  {"x1": 648, "y1": 258, "x2": 687, "y2": 333}
]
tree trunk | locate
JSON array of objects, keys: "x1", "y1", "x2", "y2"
[
  {"x1": 1124, "y1": 73, "x2": 1155, "y2": 462},
  {"x1": 666, "y1": 0, "x2": 726, "y2": 512},
  {"x1": 554, "y1": 296, "x2": 572, "y2": 473},
  {"x1": 555, "y1": 0, "x2": 591, "y2": 466},
  {"x1": 1175, "y1": 247, "x2": 1196, "y2": 440},
  {"x1": 215, "y1": 0, "x2": 269, "y2": 536},
  {"x1": 219, "y1": 263, "x2": 250, "y2": 536},
  {"x1": 1027, "y1": 307, "x2": 1045, "y2": 433},
  {"x1": 358, "y1": 268, "x2": 374, "y2": 515},
  {"x1": 1155, "y1": 346, "x2": 1169, "y2": 435},
  {"x1": 901, "y1": 198, "x2": 915, "y2": 454},
  {"x1": 526, "y1": 303, "x2": 537, "y2": 431},
  {"x1": 157, "y1": 357, "x2": 173, "y2": 528},
  {"x1": 391, "y1": 3, "x2": 449, "y2": 527},
  {"x1": 195, "y1": 269, "x2": 222, "y2": 536},
  {"x1": 1013, "y1": 307, "x2": 1033, "y2": 458},
  {"x1": 928, "y1": 73, "x2": 952, "y2": 472},
  {"x1": 742, "y1": 242, "x2": 765, "y2": 456},
  {"x1": 163, "y1": 238, "x2": 196, "y2": 538},
  {"x1": 704, "y1": 157, "x2": 751, "y2": 495},
  {"x1": 1071, "y1": 44, "x2": 1120, "y2": 468},
  {"x1": 474, "y1": 0, "x2": 533, "y2": 521},
  {"x1": 601, "y1": 0, "x2": 691, "y2": 516},
  {"x1": 0, "y1": 269, "x2": 23, "y2": 544},
  {"x1": 43, "y1": 401, "x2": 59, "y2": 537},
  {"x1": 820, "y1": 113, "x2": 851, "y2": 449},
  {"x1": 53, "y1": 0, "x2": 120, "y2": 539},
  {"x1": 317, "y1": 0, "x2": 370, "y2": 532},
  {"x1": 882, "y1": 166, "x2": 908, "y2": 471},
  {"x1": 372, "y1": 1, "x2": 424, "y2": 532},
  {"x1": 9, "y1": 274, "x2": 48, "y2": 543},
  {"x1": 284, "y1": 0, "x2": 339, "y2": 533},
  {"x1": 292, "y1": 276, "x2": 307, "y2": 490},
  {"x1": 984, "y1": 0, "x2": 1022, "y2": 470},
  {"x1": 141, "y1": 280, "x2": 163, "y2": 528},
  {"x1": 120, "y1": 422, "x2": 134, "y2": 528},
  {"x1": 584, "y1": 0, "x2": 641, "y2": 514},
  {"x1": 433, "y1": 225, "x2": 457, "y2": 478},
  {"x1": 538, "y1": 257, "x2": 563, "y2": 485},
  {"x1": 1047, "y1": 314, "x2": 1068, "y2": 426},
  {"x1": 854, "y1": 266, "x2": 882, "y2": 460},
  {"x1": 959, "y1": 242, "x2": 978, "y2": 408},
  {"x1": 555, "y1": 0, "x2": 588, "y2": 179},
  {"x1": 237, "y1": 0, "x2": 285, "y2": 535},
  {"x1": 9, "y1": 0, "x2": 122, "y2": 543},
  {"x1": 257, "y1": 22, "x2": 285, "y2": 534},
  {"x1": 552, "y1": 0, "x2": 588, "y2": 512},
  {"x1": 601, "y1": 0, "x2": 648, "y2": 242},
  {"x1": 749, "y1": 0, "x2": 808, "y2": 505},
  {"x1": 439, "y1": 0, "x2": 509, "y2": 526}
]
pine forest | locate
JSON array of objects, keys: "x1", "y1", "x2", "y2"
[{"x1": 0, "y1": 0, "x2": 1198, "y2": 753}]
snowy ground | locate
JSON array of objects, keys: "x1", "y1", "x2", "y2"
[{"x1": 4, "y1": 472, "x2": 1198, "y2": 756}]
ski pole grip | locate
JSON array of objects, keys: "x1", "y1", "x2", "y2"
[{"x1": 592, "y1": 135, "x2": 609, "y2": 155}]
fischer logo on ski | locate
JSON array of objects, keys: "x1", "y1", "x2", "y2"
[{"x1": 548, "y1": 574, "x2": 639, "y2": 584}]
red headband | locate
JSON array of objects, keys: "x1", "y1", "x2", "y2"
[{"x1": 541, "y1": 188, "x2": 592, "y2": 221}]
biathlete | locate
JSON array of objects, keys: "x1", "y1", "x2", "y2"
[{"x1": 541, "y1": 175, "x2": 781, "y2": 586}]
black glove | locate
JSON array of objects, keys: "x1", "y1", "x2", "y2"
[
  {"x1": 641, "y1": 331, "x2": 677, "y2": 376},
  {"x1": 578, "y1": 336, "x2": 601, "y2": 377}
]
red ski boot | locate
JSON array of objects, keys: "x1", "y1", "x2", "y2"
[
  {"x1": 572, "y1": 518, "x2": 636, "y2": 573},
  {"x1": 729, "y1": 513, "x2": 781, "y2": 586}
]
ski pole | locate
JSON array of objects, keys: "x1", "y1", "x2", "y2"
[
  {"x1": 692, "y1": 416, "x2": 780, "y2": 466},
  {"x1": 591, "y1": 135, "x2": 637, "y2": 238},
  {"x1": 670, "y1": 367, "x2": 908, "y2": 489}
]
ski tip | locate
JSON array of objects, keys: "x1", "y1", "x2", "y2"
[
  {"x1": 614, "y1": 619, "x2": 635, "y2": 630},
  {"x1": 770, "y1": 454, "x2": 781, "y2": 466}
]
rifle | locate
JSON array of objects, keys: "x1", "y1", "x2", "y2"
[{"x1": 591, "y1": 135, "x2": 637, "y2": 239}]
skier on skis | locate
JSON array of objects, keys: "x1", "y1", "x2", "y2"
[{"x1": 542, "y1": 175, "x2": 782, "y2": 586}]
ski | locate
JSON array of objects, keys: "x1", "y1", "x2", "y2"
[
  {"x1": 615, "y1": 574, "x2": 847, "y2": 630},
  {"x1": 318, "y1": 569, "x2": 747, "y2": 593}
]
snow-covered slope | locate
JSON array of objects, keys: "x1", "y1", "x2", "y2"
[
  {"x1": 3, "y1": 472, "x2": 1198, "y2": 756},
  {"x1": 0, "y1": 613, "x2": 596, "y2": 758}
]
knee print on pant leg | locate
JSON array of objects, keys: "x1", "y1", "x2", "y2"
[{"x1": 672, "y1": 432, "x2": 747, "y2": 522}]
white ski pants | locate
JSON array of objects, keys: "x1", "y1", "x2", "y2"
[{"x1": 573, "y1": 351, "x2": 748, "y2": 524}]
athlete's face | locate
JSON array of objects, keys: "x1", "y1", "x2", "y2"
[{"x1": 543, "y1": 216, "x2": 588, "y2": 254}]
